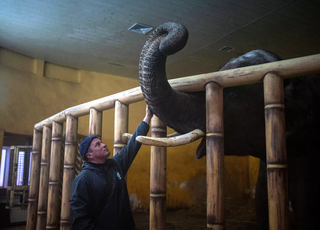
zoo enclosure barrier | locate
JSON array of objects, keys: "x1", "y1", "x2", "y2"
[{"x1": 26, "y1": 54, "x2": 320, "y2": 230}]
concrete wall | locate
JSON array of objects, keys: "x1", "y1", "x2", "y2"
[{"x1": 0, "y1": 48, "x2": 260, "y2": 210}]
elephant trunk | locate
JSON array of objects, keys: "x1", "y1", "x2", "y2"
[{"x1": 139, "y1": 22, "x2": 206, "y2": 134}]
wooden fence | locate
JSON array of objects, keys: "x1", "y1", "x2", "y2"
[{"x1": 27, "y1": 53, "x2": 320, "y2": 230}]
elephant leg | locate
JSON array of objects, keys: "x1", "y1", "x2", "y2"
[
  {"x1": 288, "y1": 151, "x2": 319, "y2": 230},
  {"x1": 255, "y1": 160, "x2": 269, "y2": 230}
]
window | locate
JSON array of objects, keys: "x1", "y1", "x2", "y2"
[
  {"x1": 28, "y1": 152, "x2": 32, "y2": 185},
  {"x1": 16, "y1": 151, "x2": 25, "y2": 186},
  {"x1": 1, "y1": 146, "x2": 32, "y2": 188},
  {"x1": 0, "y1": 149, "x2": 7, "y2": 186},
  {"x1": 0, "y1": 147, "x2": 10, "y2": 188}
]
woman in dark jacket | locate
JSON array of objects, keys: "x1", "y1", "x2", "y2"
[{"x1": 70, "y1": 106, "x2": 153, "y2": 230}]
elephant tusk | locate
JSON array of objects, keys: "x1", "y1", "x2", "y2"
[
  {"x1": 167, "y1": 132, "x2": 181, "y2": 138},
  {"x1": 122, "y1": 132, "x2": 180, "y2": 141},
  {"x1": 135, "y1": 129, "x2": 205, "y2": 147},
  {"x1": 122, "y1": 133, "x2": 132, "y2": 142}
]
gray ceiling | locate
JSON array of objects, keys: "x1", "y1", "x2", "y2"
[{"x1": 1, "y1": 0, "x2": 320, "y2": 80}]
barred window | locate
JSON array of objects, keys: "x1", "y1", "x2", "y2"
[
  {"x1": 28, "y1": 152, "x2": 32, "y2": 185},
  {"x1": 16, "y1": 151, "x2": 25, "y2": 186},
  {"x1": 0, "y1": 149, "x2": 7, "y2": 187},
  {"x1": 0, "y1": 147, "x2": 10, "y2": 188}
]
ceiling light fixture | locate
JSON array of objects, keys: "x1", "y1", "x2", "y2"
[
  {"x1": 128, "y1": 23, "x2": 153, "y2": 34},
  {"x1": 219, "y1": 46, "x2": 234, "y2": 52}
]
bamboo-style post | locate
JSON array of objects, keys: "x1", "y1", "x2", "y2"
[
  {"x1": 89, "y1": 107, "x2": 102, "y2": 138},
  {"x1": 26, "y1": 129, "x2": 42, "y2": 230},
  {"x1": 113, "y1": 101, "x2": 128, "y2": 155},
  {"x1": 149, "y1": 116, "x2": 167, "y2": 230},
  {"x1": 60, "y1": 115, "x2": 78, "y2": 230},
  {"x1": 205, "y1": 82, "x2": 225, "y2": 230},
  {"x1": 263, "y1": 72, "x2": 288, "y2": 230},
  {"x1": 36, "y1": 126, "x2": 52, "y2": 230},
  {"x1": 46, "y1": 121, "x2": 63, "y2": 230}
]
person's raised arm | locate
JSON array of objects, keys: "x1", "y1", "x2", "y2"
[{"x1": 113, "y1": 105, "x2": 153, "y2": 174}]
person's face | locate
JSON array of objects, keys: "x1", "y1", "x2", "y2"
[{"x1": 86, "y1": 138, "x2": 110, "y2": 164}]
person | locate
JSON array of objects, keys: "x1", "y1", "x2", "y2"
[{"x1": 70, "y1": 105, "x2": 153, "y2": 230}]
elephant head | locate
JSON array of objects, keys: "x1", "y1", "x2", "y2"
[{"x1": 139, "y1": 22, "x2": 281, "y2": 159}]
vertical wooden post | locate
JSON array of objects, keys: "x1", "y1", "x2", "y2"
[
  {"x1": 149, "y1": 116, "x2": 167, "y2": 230},
  {"x1": 206, "y1": 82, "x2": 225, "y2": 230},
  {"x1": 89, "y1": 107, "x2": 102, "y2": 138},
  {"x1": 46, "y1": 121, "x2": 63, "y2": 230},
  {"x1": 113, "y1": 101, "x2": 128, "y2": 155},
  {"x1": 263, "y1": 73, "x2": 288, "y2": 230},
  {"x1": 36, "y1": 126, "x2": 52, "y2": 230},
  {"x1": 60, "y1": 115, "x2": 78, "y2": 230},
  {"x1": 9, "y1": 146, "x2": 18, "y2": 208},
  {"x1": 26, "y1": 128, "x2": 42, "y2": 230}
]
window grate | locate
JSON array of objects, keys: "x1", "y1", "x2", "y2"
[{"x1": 16, "y1": 151, "x2": 25, "y2": 186}]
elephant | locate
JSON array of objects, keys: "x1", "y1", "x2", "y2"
[{"x1": 139, "y1": 22, "x2": 320, "y2": 230}]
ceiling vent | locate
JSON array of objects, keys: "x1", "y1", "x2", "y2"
[
  {"x1": 128, "y1": 23, "x2": 153, "y2": 34},
  {"x1": 219, "y1": 46, "x2": 234, "y2": 52}
]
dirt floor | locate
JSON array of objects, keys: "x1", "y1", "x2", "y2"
[
  {"x1": 2, "y1": 199, "x2": 257, "y2": 230},
  {"x1": 134, "y1": 199, "x2": 257, "y2": 230}
]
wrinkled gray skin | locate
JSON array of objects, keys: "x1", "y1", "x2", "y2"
[{"x1": 139, "y1": 22, "x2": 319, "y2": 230}]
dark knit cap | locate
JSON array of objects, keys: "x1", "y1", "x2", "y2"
[{"x1": 79, "y1": 136, "x2": 98, "y2": 160}]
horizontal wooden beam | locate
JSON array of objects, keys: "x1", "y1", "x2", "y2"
[
  {"x1": 34, "y1": 53, "x2": 320, "y2": 131},
  {"x1": 34, "y1": 86, "x2": 143, "y2": 130}
]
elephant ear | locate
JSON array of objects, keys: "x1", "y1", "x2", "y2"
[{"x1": 196, "y1": 137, "x2": 207, "y2": 159}]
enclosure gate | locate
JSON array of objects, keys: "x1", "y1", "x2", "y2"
[{"x1": 26, "y1": 54, "x2": 320, "y2": 230}]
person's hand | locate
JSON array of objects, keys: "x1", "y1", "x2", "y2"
[{"x1": 143, "y1": 105, "x2": 153, "y2": 124}]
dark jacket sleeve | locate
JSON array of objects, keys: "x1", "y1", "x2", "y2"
[
  {"x1": 70, "y1": 175, "x2": 100, "y2": 230},
  {"x1": 113, "y1": 121, "x2": 149, "y2": 175}
]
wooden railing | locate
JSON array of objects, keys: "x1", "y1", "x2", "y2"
[{"x1": 27, "y1": 53, "x2": 320, "y2": 230}]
